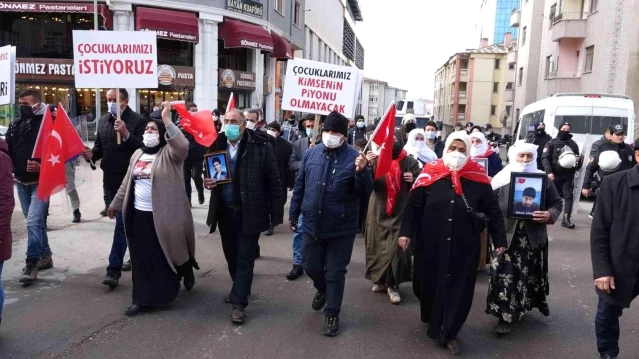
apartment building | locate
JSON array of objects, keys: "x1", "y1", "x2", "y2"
[
  {"x1": 434, "y1": 36, "x2": 515, "y2": 135},
  {"x1": 361, "y1": 78, "x2": 387, "y2": 120},
  {"x1": 384, "y1": 86, "x2": 409, "y2": 116},
  {"x1": 478, "y1": 0, "x2": 520, "y2": 45}
]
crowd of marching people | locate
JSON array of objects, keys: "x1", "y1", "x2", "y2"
[{"x1": 1, "y1": 89, "x2": 639, "y2": 358}]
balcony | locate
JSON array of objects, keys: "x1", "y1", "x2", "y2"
[
  {"x1": 507, "y1": 50, "x2": 517, "y2": 64},
  {"x1": 457, "y1": 113, "x2": 466, "y2": 122},
  {"x1": 550, "y1": 12, "x2": 586, "y2": 41},
  {"x1": 458, "y1": 91, "x2": 467, "y2": 104},
  {"x1": 547, "y1": 70, "x2": 582, "y2": 94},
  {"x1": 504, "y1": 89, "x2": 514, "y2": 102},
  {"x1": 510, "y1": 9, "x2": 520, "y2": 27}
]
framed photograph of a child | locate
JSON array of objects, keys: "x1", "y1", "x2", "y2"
[
  {"x1": 474, "y1": 158, "x2": 488, "y2": 175},
  {"x1": 204, "y1": 151, "x2": 232, "y2": 185},
  {"x1": 507, "y1": 172, "x2": 547, "y2": 219}
]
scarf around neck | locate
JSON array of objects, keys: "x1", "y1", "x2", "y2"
[{"x1": 412, "y1": 157, "x2": 491, "y2": 196}]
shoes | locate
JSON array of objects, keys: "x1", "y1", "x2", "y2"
[
  {"x1": 183, "y1": 270, "x2": 195, "y2": 291},
  {"x1": 494, "y1": 321, "x2": 511, "y2": 335},
  {"x1": 72, "y1": 208, "x2": 81, "y2": 223},
  {"x1": 121, "y1": 259, "x2": 132, "y2": 272},
  {"x1": 561, "y1": 214, "x2": 575, "y2": 229},
  {"x1": 125, "y1": 304, "x2": 152, "y2": 316},
  {"x1": 255, "y1": 245, "x2": 261, "y2": 259},
  {"x1": 286, "y1": 265, "x2": 304, "y2": 280},
  {"x1": 231, "y1": 305, "x2": 246, "y2": 324},
  {"x1": 100, "y1": 207, "x2": 108, "y2": 217},
  {"x1": 37, "y1": 252, "x2": 53, "y2": 270},
  {"x1": 312, "y1": 291, "x2": 326, "y2": 311},
  {"x1": 323, "y1": 316, "x2": 340, "y2": 337},
  {"x1": 444, "y1": 340, "x2": 461, "y2": 355},
  {"x1": 372, "y1": 284, "x2": 387, "y2": 292},
  {"x1": 600, "y1": 355, "x2": 617, "y2": 359},
  {"x1": 103, "y1": 272, "x2": 121, "y2": 288},
  {"x1": 198, "y1": 191, "x2": 205, "y2": 205},
  {"x1": 388, "y1": 288, "x2": 401, "y2": 304},
  {"x1": 19, "y1": 259, "x2": 39, "y2": 284},
  {"x1": 264, "y1": 225, "x2": 274, "y2": 236}
]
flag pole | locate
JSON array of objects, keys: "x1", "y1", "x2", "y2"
[
  {"x1": 116, "y1": 87, "x2": 121, "y2": 144},
  {"x1": 362, "y1": 101, "x2": 395, "y2": 153}
]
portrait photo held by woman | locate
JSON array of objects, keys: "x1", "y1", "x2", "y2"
[
  {"x1": 108, "y1": 102, "x2": 199, "y2": 316},
  {"x1": 487, "y1": 142, "x2": 563, "y2": 334},
  {"x1": 398, "y1": 131, "x2": 507, "y2": 355},
  {"x1": 365, "y1": 130, "x2": 421, "y2": 305}
]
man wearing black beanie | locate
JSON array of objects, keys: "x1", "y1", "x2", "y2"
[{"x1": 289, "y1": 111, "x2": 373, "y2": 337}]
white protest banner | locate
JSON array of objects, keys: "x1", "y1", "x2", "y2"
[
  {"x1": 0, "y1": 45, "x2": 16, "y2": 106},
  {"x1": 72, "y1": 30, "x2": 158, "y2": 88},
  {"x1": 281, "y1": 58, "x2": 361, "y2": 118}
]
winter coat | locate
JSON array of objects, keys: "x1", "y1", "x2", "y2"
[
  {"x1": 289, "y1": 142, "x2": 373, "y2": 239},
  {"x1": 541, "y1": 135, "x2": 580, "y2": 179},
  {"x1": 346, "y1": 126, "x2": 367, "y2": 145},
  {"x1": 427, "y1": 137, "x2": 445, "y2": 159},
  {"x1": 5, "y1": 112, "x2": 45, "y2": 183},
  {"x1": 271, "y1": 135, "x2": 293, "y2": 192},
  {"x1": 0, "y1": 138, "x2": 14, "y2": 262},
  {"x1": 206, "y1": 130, "x2": 284, "y2": 235},
  {"x1": 583, "y1": 141, "x2": 635, "y2": 189},
  {"x1": 91, "y1": 107, "x2": 146, "y2": 177},
  {"x1": 109, "y1": 125, "x2": 195, "y2": 273},
  {"x1": 591, "y1": 166, "x2": 639, "y2": 307},
  {"x1": 289, "y1": 135, "x2": 313, "y2": 173}
]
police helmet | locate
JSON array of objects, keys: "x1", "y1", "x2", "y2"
[
  {"x1": 558, "y1": 152, "x2": 577, "y2": 168},
  {"x1": 599, "y1": 150, "x2": 622, "y2": 171}
]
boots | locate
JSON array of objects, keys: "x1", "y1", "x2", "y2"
[
  {"x1": 19, "y1": 259, "x2": 39, "y2": 284},
  {"x1": 72, "y1": 208, "x2": 81, "y2": 223},
  {"x1": 37, "y1": 251, "x2": 53, "y2": 270},
  {"x1": 562, "y1": 214, "x2": 575, "y2": 229}
]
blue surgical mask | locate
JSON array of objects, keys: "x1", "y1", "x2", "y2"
[
  {"x1": 108, "y1": 102, "x2": 120, "y2": 116},
  {"x1": 225, "y1": 124, "x2": 242, "y2": 141},
  {"x1": 306, "y1": 128, "x2": 313, "y2": 137},
  {"x1": 356, "y1": 121, "x2": 365, "y2": 129},
  {"x1": 425, "y1": 131, "x2": 436, "y2": 140}
]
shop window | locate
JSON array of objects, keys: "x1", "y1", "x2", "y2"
[
  {"x1": 0, "y1": 13, "x2": 106, "y2": 59},
  {"x1": 218, "y1": 40, "x2": 249, "y2": 71},
  {"x1": 138, "y1": 89, "x2": 193, "y2": 119},
  {"x1": 218, "y1": 91, "x2": 250, "y2": 113},
  {"x1": 157, "y1": 39, "x2": 194, "y2": 67}
]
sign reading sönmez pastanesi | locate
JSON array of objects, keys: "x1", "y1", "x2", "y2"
[
  {"x1": 0, "y1": 45, "x2": 16, "y2": 106},
  {"x1": 72, "y1": 30, "x2": 158, "y2": 88},
  {"x1": 281, "y1": 59, "x2": 362, "y2": 118}
]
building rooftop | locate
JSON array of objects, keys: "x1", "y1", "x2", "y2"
[
  {"x1": 435, "y1": 41, "x2": 513, "y2": 73},
  {"x1": 363, "y1": 77, "x2": 388, "y2": 85}
]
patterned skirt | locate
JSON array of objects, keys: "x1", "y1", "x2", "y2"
[{"x1": 486, "y1": 221, "x2": 549, "y2": 323}]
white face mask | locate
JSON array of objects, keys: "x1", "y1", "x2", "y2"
[
  {"x1": 415, "y1": 139, "x2": 425, "y2": 149},
  {"x1": 143, "y1": 133, "x2": 160, "y2": 148},
  {"x1": 470, "y1": 142, "x2": 489, "y2": 157},
  {"x1": 424, "y1": 131, "x2": 436, "y2": 140},
  {"x1": 443, "y1": 151, "x2": 467, "y2": 171},
  {"x1": 514, "y1": 159, "x2": 537, "y2": 172},
  {"x1": 267, "y1": 129, "x2": 277, "y2": 138},
  {"x1": 322, "y1": 132, "x2": 344, "y2": 149},
  {"x1": 246, "y1": 121, "x2": 257, "y2": 130}
]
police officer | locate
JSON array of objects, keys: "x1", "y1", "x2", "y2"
[
  {"x1": 525, "y1": 122, "x2": 552, "y2": 170},
  {"x1": 542, "y1": 122, "x2": 580, "y2": 229},
  {"x1": 582, "y1": 124, "x2": 635, "y2": 219}
]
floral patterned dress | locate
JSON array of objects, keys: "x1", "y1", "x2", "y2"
[{"x1": 486, "y1": 221, "x2": 549, "y2": 323}]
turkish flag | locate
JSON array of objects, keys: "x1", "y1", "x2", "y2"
[
  {"x1": 54, "y1": 103, "x2": 85, "y2": 162},
  {"x1": 371, "y1": 103, "x2": 397, "y2": 180},
  {"x1": 173, "y1": 102, "x2": 218, "y2": 147},
  {"x1": 225, "y1": 92, "x2": 235, "y2": 114},
  {"x1": 31, "y1": 105, "x2": 54, "y2": 159}
]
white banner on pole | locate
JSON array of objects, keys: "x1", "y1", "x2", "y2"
[
  {"x1": 72, "y1": 30, "x2": 158, "y2": 88},
  {"x1": 281, "y1": 58, "x2": 362, "y2": 118},
  {"x1": 0, "y1": 45, "x2": 16, "y2": 106}
]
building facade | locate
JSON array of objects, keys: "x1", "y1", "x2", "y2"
[
  {"x1": 0, "y1": 0, "x2": 305, "y2": 126},
  {"x1": 478, "y1": 0, "x2": 520, "y2": 45},
  {"x1": 361, "y1": 77, "x2": 386, "y2": 121},
  {"x1": 383, "y1": 85, "x2": 408, "y2": 116}
]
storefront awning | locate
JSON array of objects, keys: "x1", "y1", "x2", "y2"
[
  {"x1": 0, "y1": 2, "x2": 113, "y2": 29},
  {"x1": 135, "y1": 7, "x2": 198, "y2": 43},
  {"x1": 270, "y1": 31, "x2": 293, "y2": 60},
  {"x1": 218, "y1": 18, "x2": 274, "y2": 52}
]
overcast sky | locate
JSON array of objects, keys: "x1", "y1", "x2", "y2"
[{"x1": 356, "y1": 0, "x2": 479, "y2": 100}]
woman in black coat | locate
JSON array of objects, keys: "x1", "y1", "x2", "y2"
[{"x1": 399, "y1": 131, "x2": 507, "y2": 355}]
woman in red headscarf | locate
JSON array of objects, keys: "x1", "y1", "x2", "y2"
[
  {"x1": 398, "y1": 131, "x2": 507, "y2": 355},
  {"x1": 364, "y1": 130, "x2": 421, "y2": 305}
]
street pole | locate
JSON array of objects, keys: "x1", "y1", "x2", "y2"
[{"x1": 93, "y1": 0, "x2": 101, "y2": 130}]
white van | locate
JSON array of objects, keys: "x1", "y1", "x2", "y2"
[{"x1": 513, "y1": 93, "x2": 635, "y2": 150}]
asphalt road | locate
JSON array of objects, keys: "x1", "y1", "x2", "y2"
[{"x1": 2, "y1": 168, "x2": 638, "y2": 358}]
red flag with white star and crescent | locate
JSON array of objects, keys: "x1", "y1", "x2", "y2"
[{"x1": 371, "y1": 103, "x2": 397, "y2": 180}]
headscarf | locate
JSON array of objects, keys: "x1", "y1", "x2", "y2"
[
  {"x1": 386, "y1": 130, "x2": 407, "y2": 215},
  {"x1": 140, "y1": 118, "x2": 167, "y2": 154},
  {"x1": 491, "y1": 142, "x2": 543, "y2": 190},
  {"x1": 412, "y1": 131, "x2": 490, "y2": 196},
  {"x1": 469, "y1": 132, "x2": 493, "y2": 159},
  {"x1": 404, "y1": 129, "x2": 438, "y2": 165}
]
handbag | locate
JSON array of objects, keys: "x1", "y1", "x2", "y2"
[{"x1": 460, "y1": 191, "x2": 488, "y2": 222}]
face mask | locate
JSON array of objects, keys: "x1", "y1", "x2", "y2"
[
  {"x1": 267, "y1": 129, "x2": 277, "y2": 138},
  {"x1": 405, "y1": 123, "x2": 417, "y2": 133},
  {"x1": 443, "y1": 151, "x2": 467, "y2": 171},
  {"x1": 289, "y1": 119, "x2": 296, "y2": 124},
  {"x1": 558, "y1": 130, "x2": 570, "y2": 140},
  {"x1": 357, "y1": 121, "x2": 365, "y2": 129},
  {"x1": 246, "y1": 121, "x2": 257, "y2": 130},
  {"x1": 226, "y1": 124, "x2": 242, "y2": 141},
  {"x1": 19, "y1": 105, "x2": 34, "y2": 119},
  {"x1": 514, "y1": 159, "x2": 537, "y2": 172},
  {"x1": 322, "y1": 132, "x2": 343, "y2": 149},
  {"x1": 470, "y1": 143, "x2": 488, "y2": 157},
  {"x1": 306, "y1": 128, "x2": 313, "y2": 137},
  {"x1": 415, "y1": 139, "x2": 425, "y2": 149},
  {"x1": 143, "y1": 133, "x2": 160, "y2": 148},
  {"x1": 536, "y1": 129, "x2": 546, "y2": 135},
  {"x1": 108, "y1": 102, "x2": 121, "y2": 116},
  {"x1": 424, "y1": 131, "x2": 436, "y2": 140},
  {"x1": 392, "y1": 142, "x2": 403, "y2": 158}
]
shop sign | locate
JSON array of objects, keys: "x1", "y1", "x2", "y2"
[
  {"x1": 0, "y1": 45, "x2": 16, "y2": 106},
  {"x1": 219, "y1": 69, "x2": 256, "y2": 90},
  {"x1": 0, "y1": 1, "x2": 92, "y2": 12},
  {"x1": 226, "y1": 0, "x2": 263, "y2": 18},
  {"x1": 157, "y1": 64, "x2": 195, "y2": 87},
  {"x1": 15, "y1": 58, "x2": 75, "y2": 81}
]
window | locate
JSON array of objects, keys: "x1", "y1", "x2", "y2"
[
  {"x1": 491, "y1": 105, "x2": 497, "y2": 115},
  {"x1": 550, "y1": 4, "x2": 557, "y2": 22},
  {"x1": 585, "y1": 45, "x2": 595, "y2": 73},
  {"x1": 518, "y1": 67, "x2": 524, "y2": 85},
  {"x1": 217, "y1": 40, "x2": 248, "y2": 70},
  {"x1": 506, "y1": 105, "x2": 512, "y2": 115},
  {"x1": 517, "y1": 110, "x2": 545, "y2": 140},
  {"x1": 493, "y1": 82, "x2": 499, "y2": 93},
  {"x1": 590, "y1": 0, "x2": 598, "y2": 13},
  {"x1": 522, "y1": 27, "x2": 527, "y2": 45},
  {"x1": 294, "y1": 1, "x2": 302, "y2": 27},
  {"x1": 275, "y1": 0, "x2": 284, "y2": 15},
  {"x1": 506, "y1": 82, "x2": 514, "y2": 90},
  {"x1": 544, "y1": 56, "x2": 552, "y2": 79},
  {"x1": 508, "y1": 63, "x2": 515, "y2": 70},
  {"x1": 516, "y1": 109, "x2": 520, "y2": 122},
  {"x1": 368, "y1": 107, "x2": 378, "y2": 116},
  {"x1": 495, "y1": 59, "x2": 501, "y2": 69}
]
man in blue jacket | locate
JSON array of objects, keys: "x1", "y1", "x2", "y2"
[{"x1": 289, "y1": 112, "x2": 373, "y2": 337}]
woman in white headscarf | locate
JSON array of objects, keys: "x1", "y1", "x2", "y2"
[
  {"x1": 404, "y1": 129, "x2": 438, "y2": 168},
  {"x1": 469, "y1": 132, "x2": 503, "y2": 177},
  {"x1": 486, "y1": 142, "x2": 563, "y2": 335},
  {"x1": 398, "y1": 131, "x2": 507, "y2": 355}
]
